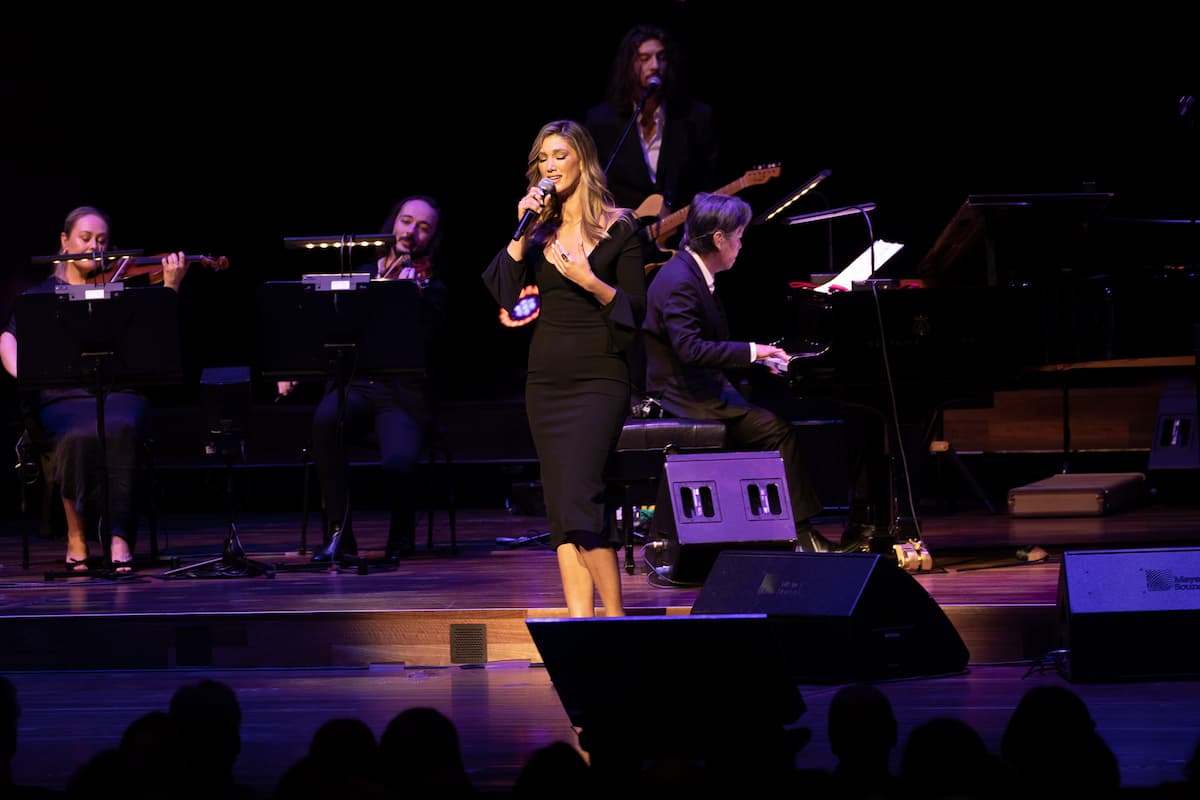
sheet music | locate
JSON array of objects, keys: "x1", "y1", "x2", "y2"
[{"x1": 811, "y1": 240, "x2": 905, "y2": 294}]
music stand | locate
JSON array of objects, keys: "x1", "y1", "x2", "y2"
[
  {"x1": 258, "y1": 277, "x2": 425, "y2": 571},
  {"x1": 160, "y1": 366, "x2": 275, "y2": 579},
  {"x1": 14, "y1": 284, "x2": 181, "y2": 576}
]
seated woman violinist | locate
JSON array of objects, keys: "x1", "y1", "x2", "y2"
[{"x1": 0, "y1": 205, "x2": 190, "y2": 573}]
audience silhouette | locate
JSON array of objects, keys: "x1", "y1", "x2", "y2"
[
  {"x1": 511, "y1": 740, "x2": 594, "y2": 798},
  {"x1": 1000, "y1": 684, "x2": 1121, "y2": 798},
  {"x1": 5, "y1": 672, "x2": 1200, "y2": 796},
  {"x1": 275, "y1": 716, "x2": 386, "y2": 800},
  {"x1": 1187, "y1": 734, "x2": 1200, "y2": 788},
  {"x1": 901, "y1": 716, "x2": 1012, "y2": 800},
  {"x1": 64, "y1": 747, "x2": 130, "y2": 798},
  {"x1": 379, "y1": 706, "x2": 477, "y2": 798},
  {"x1": 2, "y1": 676, "x2": 63, "y2": 798},
  {"x1": 118, "y1": 711, "x2": 187, "y2": 798},
  {"x1": 820, "y1": 682, "x2": 903, "y2": 799},
  {"x1": 167, "y1": 678, "x2": 257, "y2": 799},
  {"x1": 308, "y1": 717, "x2": 379, "y2": 780}
]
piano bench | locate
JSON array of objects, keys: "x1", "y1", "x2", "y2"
[{"x1": 607, "y1": 417, "x2": 728, "y2": 574}]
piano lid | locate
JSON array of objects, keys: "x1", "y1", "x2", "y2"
[{"x1": 917, "y1": 192, "x2": 1114, "y2": 288}]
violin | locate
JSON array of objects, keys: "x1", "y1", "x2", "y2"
[
  {"x1": 377, "y1": 253, "x2": 432, "y2": 287},
  {"x1": 86, "y1": 253, "x2": 230, "y2": 285}
]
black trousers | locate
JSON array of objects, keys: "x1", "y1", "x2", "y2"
[
  {"x1": 310, "y1": 379, "x2": 425, "y2": 541},
  {"x1": 723, "y1": 405, "x2": 825, "y2": 524}
]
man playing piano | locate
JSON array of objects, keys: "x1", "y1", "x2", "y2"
[{"x1": 641, "y1": 192, "x2": 841, "y2": 552}]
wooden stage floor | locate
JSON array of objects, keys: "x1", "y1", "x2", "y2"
[{"x1": 2, "y1": 502, "x2": 1200, "y2": 794}]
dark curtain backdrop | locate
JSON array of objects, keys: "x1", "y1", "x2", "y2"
[{"x1": 2, "y1": 5, "x2": 1195, "y2": 407}]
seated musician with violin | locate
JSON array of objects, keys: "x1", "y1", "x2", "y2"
[
  {"x1": 277, "y1": 195, "x2": 448, "y2": 563},
  {"x1": 0, "y1": 205, "x2": 189, "y2": 573}
]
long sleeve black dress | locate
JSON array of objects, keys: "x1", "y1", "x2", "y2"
[{"x1": 483, "y1": 212, "x2": 646, "y2": 548}]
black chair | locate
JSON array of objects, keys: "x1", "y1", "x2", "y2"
[
  {"x1": 606, "y1": 416, "x2": 727, "y2": 574},
  {"x1": 13, "y1": 428, "x2": 162, "y2": 574},
  {"x1": 299, "y1": 418, "x2": 458, "y2": 558},
  {"x1": 419, "y1": 419, "x2": 457, "y2": 555}
]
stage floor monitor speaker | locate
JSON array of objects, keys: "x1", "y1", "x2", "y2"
[
  {"x1": 525, "y1": 614, "x2": 805, "y2": 759},
  {"x1": 691, "y1": 550, "x2": 969, "y2": 683},
  {"x1": 659, "y1": 451, "x2": 798, "y2": 584},
  {"x1": 1059, "y1": 547, "x2": 1200, "y2": 682},
  {"x1": 1147, "y1": 378, "x2": 1198, "y2": 470}
]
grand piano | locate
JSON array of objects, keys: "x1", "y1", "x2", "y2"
[
  {"x1": 765, "y1": 192, "x2": 1200, "y2": 546},
  {"x1": 775, "y1": 280, "x2": 1043, "y2": 547}
]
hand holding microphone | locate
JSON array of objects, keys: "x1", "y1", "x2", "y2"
[{"x1": 513, "y1": 178, "x2": 556, "y2": 240}]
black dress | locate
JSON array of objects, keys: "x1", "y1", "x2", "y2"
[
  {"x1": 483, "y1": 212, "x2": 646, "y2": 548},
  {"x1": 6, "y1": 276, "x2": 153, "y2": 546}
]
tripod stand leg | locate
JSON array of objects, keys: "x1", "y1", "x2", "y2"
[
  {"x1": 930, "y1": 441, "x2": 997, "y2": 514},
  {"x1": 622, "y1": 491, "x2": 635, "y2": 575},
  {"x1": 299, "y1": 445, "x2": 312, "y2": 555},
  {"x1": 95, "y1": 384, "x2": 113, "y2": 572},
  {"x1": 159, "y1": 518, "x2": 275, "y2": 578},
  {"x1": 144, "y1": 439, "x2": 162, "y2": 561},
  {"x1": 159, "y1": 447, "x2": 275, "y2": 579}
]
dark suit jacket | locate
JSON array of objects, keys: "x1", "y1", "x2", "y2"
[
  {"x1": 585, "y1": 96, "x2": 718, "y2": 215},
  {"x1": 642, "y1": 250, "x2": 755, "y2": 420}
]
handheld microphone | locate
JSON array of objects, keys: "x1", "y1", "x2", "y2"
[
  {"x1": 643, "y1": 75, "x2": 662, "y2": 100},
  {"x1": 512, "y1": 178, "x2": 556, "y2": 241}
]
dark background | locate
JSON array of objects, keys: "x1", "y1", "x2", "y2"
[{"x1": 2, "y1": 4, "x2": 1197, "y2": 408}]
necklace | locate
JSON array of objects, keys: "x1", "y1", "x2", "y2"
[{"x1": 555, "y1": 221, "x2": 584, "y2": 253}]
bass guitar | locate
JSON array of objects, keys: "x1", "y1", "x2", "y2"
[{"x1": 636, "y1": 163, "x2": 782, "y2": 273}]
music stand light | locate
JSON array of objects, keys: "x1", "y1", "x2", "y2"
[
  {"x1": 283, "y1": 234, "x2": 395, "y2": 274},
  {"x1": 788, "y1": 203, "x2": 881, "y2": 276},
  {"x1": 753, "y1": 168, "x2": 832, "y2": 225},
  {"x1": 282, "y1": 235, "x2": 394, "y2": 250}
]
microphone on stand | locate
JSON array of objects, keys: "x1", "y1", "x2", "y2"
[
  {"x1": 642, "y1": 75, "x2": 662, "y2": 100},
  {"x1": 602, "y1": 76, "x2": 663, "y2": 176},
  {"x1": 512, "y1": 178, "x2": 556, "y2": 241}
]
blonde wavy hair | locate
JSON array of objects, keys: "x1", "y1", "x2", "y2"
[{"x1": 523, "y1": 119, "x2": 622, "y2": 248}]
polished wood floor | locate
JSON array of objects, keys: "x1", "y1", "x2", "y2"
[{"x1": 3, "y1": 498, "x2": 1200, "y2": 794}]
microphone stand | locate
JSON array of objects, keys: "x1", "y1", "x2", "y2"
[
  {"x1": 785, "y1": 204, "x2": 916, "y2": 551},
  {"x1": 602, "y1": 84, "x2": 658, "y2": 177}
]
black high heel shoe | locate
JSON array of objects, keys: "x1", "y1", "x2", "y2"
[
  {"x1": 311, "y1": 525, "x2": 358, "y2": 563},
  {"x1": 64, "y1": 556, "x2": 90, "y2": 573},
  {"x1": 384, "y1": 532, "x2": 416, "y2": 561},
  {"x1": 385, "y1": 505, "x2": 416, "y2": 561}
]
